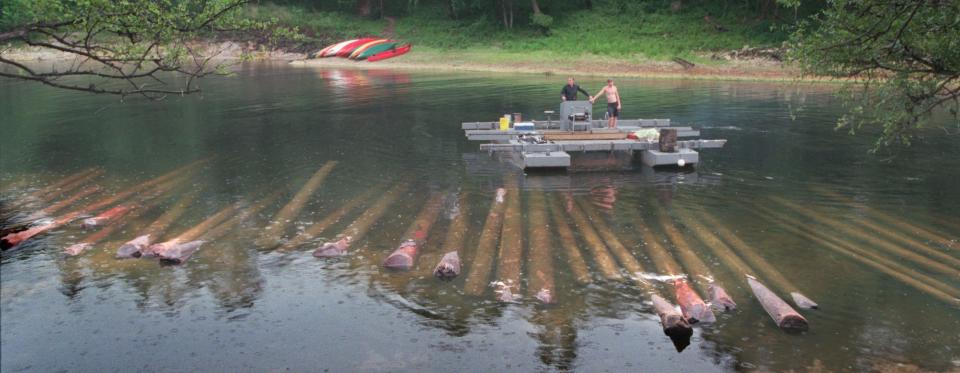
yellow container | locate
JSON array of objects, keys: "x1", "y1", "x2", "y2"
[{"x1": 499, "y1": 117, "x2": 510, "y2": 131}]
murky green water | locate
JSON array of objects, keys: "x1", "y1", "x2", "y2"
[{"x1": 2, "y1": 62, "x2": 958, "y2": 372}]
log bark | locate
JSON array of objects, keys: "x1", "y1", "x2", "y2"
[
  {"x1": 312, "y1": 181, "x2": 410, "y2": 257},
  {"x1": 526, "y1": 192, "x2": 556, "y2": 304},
  {"x1": 747, "y1": 276, "x2": 808, "y2": 332},
  {"x1": 384, "y1": 193, "x2": 445, "y2": 270},
  {"x1": 546, "y1": 196, "x2": 592, "y2": 284},
  {"x1": 464, "y1": 188, "x2": 508, "y2": 296},
  {"x1": 255, "y1": 161, "x2": 337, "y2": 249}
]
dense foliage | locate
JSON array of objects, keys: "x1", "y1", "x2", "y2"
[
  {"x1": 0, "y1": 0, "x2": 261, "y2": 98},
  {"x1": 787, "y1": 0, "x2": 959, "y2": 150}
]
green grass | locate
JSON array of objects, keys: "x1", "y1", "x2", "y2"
[{"x1": 246, "y1": 3, "x2": 789, "y2": 61}]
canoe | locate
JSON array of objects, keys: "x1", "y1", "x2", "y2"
[
  {"x1": 323, "y1": 39, "x2": 359, "y2": 57},
  {"x1": 353, "y1": 42, "x2": 399, "y2": 60},
  {"x1": 367, "y1": 44, "x2": 412, "y2": 62},
  {"x1": 336, "y1": 38, "x2": 378, "y2": 57},
  {"x1": 348, "y1": 39, "x2": 391, "y2": 59},
  {"x1": 312, "y1": 43, "x2": 337, "y2": 59}
]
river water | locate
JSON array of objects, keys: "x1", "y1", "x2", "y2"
[{"x1": 1, "y1": 62, "x2": 958, "y2": 372}]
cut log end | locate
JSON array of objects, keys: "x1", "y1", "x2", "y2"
[
  {"x1": 791, "y1": 292, "x2": 818, "y2": 310},
  {"x1": 535, "y1": 288, "x2": 554, "y2": 304},
  {"x1": 651, "y1": 294, "x2": 693, "y2": 352},
  {"x1": 709, "y1": 283, "x2": 737, "y2": 311},
  {"x1": 383, "y1": 252, "x2": 414, "y2": 270},
  {"x1": 313, "y1": 236, "x2": 351, "y2": 258},
  {"x1": 778, "y1": 315, "x2": 810, "y2": 333},
  {"x1": 433, "y1": 251, "x2": 461, "y2": 281}
]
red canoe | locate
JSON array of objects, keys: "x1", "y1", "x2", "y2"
[
  {"x1": 367, "y1": 44, "x2": 412, "y2": 62},
  {"x1": 336, "y1": 38, "x2": 379, "y2": 58}
]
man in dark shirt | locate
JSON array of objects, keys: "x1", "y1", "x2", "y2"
[{"x1": 561, "y1": 77, "x2": 591, "y2": 102}]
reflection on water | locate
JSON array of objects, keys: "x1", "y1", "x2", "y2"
[{"x1": 1, "y1": 63, "x2": 959, "y2": 372}]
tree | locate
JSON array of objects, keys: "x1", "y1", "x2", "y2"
[
  {"x1": 787, "y1": 0, "x2": 960, "y2": 150},
  {"x1": 0, "y1": 0, "x2": 257, "y2": 99}
]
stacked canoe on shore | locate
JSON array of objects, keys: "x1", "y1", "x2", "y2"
[{"x1": 310, "y1": 38, "x2": 412, "y2": 61}]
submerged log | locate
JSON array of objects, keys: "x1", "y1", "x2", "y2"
[
  {"x1": 33, "y1": 168, "x2": 103, "y2": 202},
  {"x1": 433, "y1": 251, "x2": 461, "y2": 280},
  {"x1": 279, "y1": 186, "x2": 382, "y2": 251},
  {"x1": 813, "y1": 186, "x2": 958, "y2": 249},
  {"x1": 691, "y1": 211, "x2": 817, "y2": 309},
  {"x1": 526, "y1": 192, "x2": 556, "y2": 304},
  {"x1": 771, "y1": 197, "x2": 958, "y2": 278},
  {"x1": 546, "y1": 196, "x2": 592, "y2": 284},
  {"x1": 654, "y1": 210, "x2": 724, "y2": 320},
  {"x1": 747, "y1": 276, "x2": 809, "y2": 333},
  {"x1": 116, "y1": 189, "x2": 199, "y2": 259},
  {"x1": 255, "y1": 161, "x2": 338, "y2": 249},
  {"x1": 28, "y1": 185, "x2": 101, "y2": 220},
  {"x1": 630, "y1": 209, "x2": 731, "y2": 316},
  {"x1": 464, "y1": 188, "x2": 508, "y2": 296},
  {"x1": 494, "y1": 181, "x2": 524, "y2": 302},
  {"x1": 1, "y1": 211, "x2": 82, "y2": 250},
  {"x1": 144, "y1": 203, "x2": 238, "y2": 258},
  {"x1": 561, "y1": 196, "x2": 621, "y2": 280},
  {"x1": 81, "y1": 204, "x2": 134, "y2": 228},
  {"x1": 433, "y1": 193, "x2": 469, "y2": 280},
  {"x1": 313, "y1": 181, "x2": 410, "y2": 258},
  {"x1": 751, "y1": 204, "x2": 960, "y2": 306},
  {"x1": 384, "y1": 193, "x2": 445, "y2": 270}
]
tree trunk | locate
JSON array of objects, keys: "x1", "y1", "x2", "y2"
[
  {"x1": 531, "y1": 0, "x2": 542, "y2": 15},
  {"x1": 357, "y1": 0, "x2": 372, "y2": 17}
]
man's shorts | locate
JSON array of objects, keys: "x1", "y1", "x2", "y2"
[{"x1": 607, "y1": 102, "x2": 620, "y2": 118}]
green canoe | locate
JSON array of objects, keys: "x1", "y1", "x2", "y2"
[{"x1": 353, "y1": 42, "x2": 399, "y2": 60}]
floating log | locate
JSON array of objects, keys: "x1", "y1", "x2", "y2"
[
  {"x1": 545, "y1": 196, "x2": 592, "y2": 284},
  {"x1": 526, "y1": 192, "x2": 556, "y2": 304},
  {"x1": 751, "y1": 204, "x2": 960, "y2": 306},
  {"x1": 313, "y1": 181, "x2": 410, "y2": 257},
  {"x1": 64, "y1": 204, "x2": 146, "y2": 256},
  {"x1": 1, "y1": 211, "x2": 82, "y2": 250},
  {"x1": 278, "y1": 186, "x2": 382, "y2": 251},
  {"x1": 770, "y1": 197, "x2": 959, "y2": 278},
  {"x1": 629, "y1": 209, "x2": 733, "y2": 316},
  {"x1": 28, "y1": 185, "x2": 101, "y2": 221},
  {"x1": 463, "y1": 188, "x2": 508, "y2": 296},
  {"x1": 560, "y1": 196, "x2": 621, "y2": 280},
  {"x1": 433, "y1": 193, "x2": 469, "y2": 280},
  {"x1": 653, "y1": 210, "x2": 724, "y2": 321},
  {"x1": 691, "y1": 211, "x2": 817, "y2": 309},
  {"x1": 747, "y1": 276, "x2": 809, "y2": 332},
  {"x1": 434, "y1": 251, "x2": 461, "y2": 280},
  {"x1": 255, "y1": 161, "x2": 338, "y2": 249},
  {"x1": 384, "y1": 193, "x2": 445, "y2": 270},
  {"x1": 493, "y1": 181, "x2": 524, "y2": 302},
  {"x1": 651, "y1": 294, "x2": 694, "y2": 352},
  {"x1": 116, "y1": 189, "x2": 200, "y2": 258}
]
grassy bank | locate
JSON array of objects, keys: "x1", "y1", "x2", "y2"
[{"x1": 245, "y1": 2, "x2": 792, "y2": 65}]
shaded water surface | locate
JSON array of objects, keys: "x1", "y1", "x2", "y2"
[{"x1": 2, "y1": 63, "x2": 959, "y2": 372}]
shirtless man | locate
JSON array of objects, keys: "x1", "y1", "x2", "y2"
[{"x1": 590, "y1": 79, "x2": 621, "y2": 128}]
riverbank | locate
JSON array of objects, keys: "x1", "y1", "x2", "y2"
[{"x1": 292, "y1": 46, "x2": 808, "y2": 82}]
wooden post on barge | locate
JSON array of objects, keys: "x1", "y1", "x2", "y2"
[
  {"x1": 545, "y1": 196, "x2": 592, "y2": 284},
  {"x1": 255, "y1": 161, "x2": 337, "y2": 249},
  {"x1": 526, "y1": 192, "x2": 556, "y2": 304},
  {"x1": 659, "y1": 129, "x2": 678, "y2": 153},
  {"x1": 770, "y1": 197, "x2": 959, "y2": 278},
  {"x1": 691, "y1": 211, "x2": 818, "y2": 309},
  {"x1": 463, "y1": 188, "x2": 508, "y2": 296},
  {"x1": 493, "y1": 180, "x2": 524, "y2": 302},
  {"x1": 383, "y1": 193, "x2": 445, "y2": 270}
]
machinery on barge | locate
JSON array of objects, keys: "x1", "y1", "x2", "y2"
[{"x1": 462, "y1": 101, "x2": 727, "y2": 170}]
